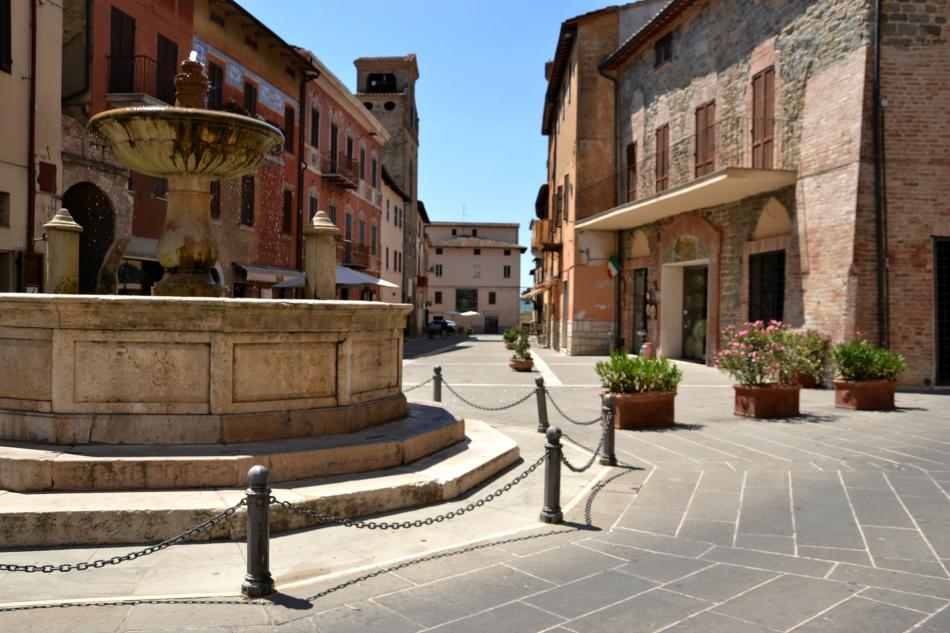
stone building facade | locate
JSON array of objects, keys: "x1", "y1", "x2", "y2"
[{"x1": 571, "y1": 0, "x2": 950, "y2": 387}]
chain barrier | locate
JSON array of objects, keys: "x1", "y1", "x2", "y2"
[
  {"x1": 0, "y1": 499, "x2": 247, "y2": 574},
  {"x1": 545, "y1": 391, "x2": 602, "y2": 426},
  {"x1": 559, "y1": 424, "x2": 609, "y2": 473},
  {"x1": 441, "y1": 379, "x2": 535, "y2": 412},
  {"x1": 402, "y1": 376, "x2": 433, "y2": 393},
  {"x1": 271, "y1": 453, "x2": 547, "y2": 530}
]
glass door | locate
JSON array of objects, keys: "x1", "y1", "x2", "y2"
[
  {"x1": 681, "y1": 266, "x2": 708, "y2": 362},
  {"x1": 633, "y1": 268, "x2": 648, "y2": 353}
]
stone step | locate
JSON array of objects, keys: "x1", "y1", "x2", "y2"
[
  {"x1": 0, "y1": 403, "x2": 463, "y2": 492},
  {"x1": 0, "y1": 420, "x2": 520, "y2": 546}
]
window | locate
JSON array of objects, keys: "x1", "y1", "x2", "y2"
[
  {"x1": 473, "y1": 264, "x2": 480, "y2": 279},
  {"x1": 434, "y1": 291, "x2": 443, "y2": 304},
  {"x1": 503, "y1": 265, "x2": 512, "y2": 279},
  {"x1": 371, "y1": 158, "x2": 378, "y2": 188},
  {"x1": 554, "y1": 185, "x2": 563, "y2": 224},
  {"x1": 310, "y1": 107, "x2": 319, "y2": 147},
  {"x1": 282, "y1": 189, "x2": 293, "y2": 234},
  {"x1": 752, "y1": 67, "x2": 775, "y2": 169},
  {"x1": 208, "y1": 62, "x2": 224, "y2": 109},
  {"x1": 456, "y1": 288, "x2": 478, "y2": 313},
  {"x1": 210, "y1": 181, "x2": 221, "y2": 219},
  {"x1": 386, "y1": 199, "x2": 390, "y2": 221},
  {"x1": 489, "y1": 291, "x2": 496, "y2": 305},
  {"x1": 655, "y1": 124, "x2": 670, "y2": 192},
  {"x1": 452, "y1": 228, "x2": 457, "y2": 236},
  {"x1": 386, "y1": 247, "x2": 389, "y2": 270},
  {"x1": 359, "y1": 147, "x2": 366, "y2": 180},
  {"x1": 240, "y1": 176, "x2": 255, "y2": 225},
  {"x1": 328, "y1": 204, "x2": 337, "y2": 224},
  {"x1": 435, "y1": 248, "x2": 443, "y2": 255},
  {"x1": 563, "y1": 175, "x2": 571, "y2": 221},
  {"x1": 156, "y1": 35, "x2": 178, "y2": 104},
  {"x1": 435, "y1": 264, "x2": 443, "y2": 277},
  {"x1": 654, "y1": 32, "x2": 672, "y2": 68},
  {"x1": 695, "y1": 101, "x2": 716, "y2": 177},
  {"x1": 359, "y1": 218, "x2": 365, "y2": 246},
  {"x1": 344, "y1": 212, "x2": 352, "y2": 241},
  {"x1": 366, "y1": 73, "x2": 397, "y2": 93},
  {"x1": 371, "y1": 224, "x2": 377, "y2": 255},
  {"x1": 0, "y1": 191, "x2": 9, "y2": 226},
  {"x1": 474, "y1": 248, "x2": 481, "y2": 256},
  {"x1": 153, "y1": 178, "x2": 167, "y2": 200},
  {"x1": 504, "y1": 249, "x2": 512, "y2": 256},
  {"x1": 346, "y1": 136, "x2": 354, "y2": 161},
  {"x1": 284, "y1": 106, "x2": 295, "y2": 153},
  {"x1": 472, "y1": 229, "x2": 478, "y2": 237},
  {"x1": 309, "y1": 195, "x2": 318, "y2": 221},
  {"x1": 748, "y1": 250, "x2": 785, "y2": 322},
  {"x1": 626, "y1": 142, "x2": 637, "y2": 202},
  {"x1": 109, "y1": 8, "x2": 135, "y2": 92},
  {"x1": 243, "y1": 81, "x2": 257, "y2": 115}
]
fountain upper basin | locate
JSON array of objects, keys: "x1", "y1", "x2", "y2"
[{"x1": 89, "y1": 107, "x2": 284, "y2": 179}]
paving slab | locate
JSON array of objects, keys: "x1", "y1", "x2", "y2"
[
  {"x1": 524, "y1": 569, "x2": 657, "y2": 619},
  {"x1": 789, "y1": 596, "x2": 926, "y2": 632},
  {"x1": 566, "y1": 588, "x2": 710, "y2": 633},
  {"x1": 713, "y1": 574, "x2": 859, "y2": 630}
]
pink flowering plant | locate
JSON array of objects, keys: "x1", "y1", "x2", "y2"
[{"x1": 715, "y1": 321, "x2": 798, "y2": 386}]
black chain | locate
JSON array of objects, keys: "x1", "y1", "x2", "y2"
[
  {"x1": 441, "y1": 379, "x2": 535, "y2": 412},
  {"x1": 546, "y1": 391, "x2": 602, "y2": 425},
  {"x1": 559, "y1": 424, "x2": 609, "y2": 473},
  {"x1": 271, "y1": 453, "x2": 547, "y2": 530},
  {"x1": 0, "y1": 500, "x2": 247, "y2": 574},
  {"x1": 402, "y1": 376, "x2": 433, "y2": 393}
]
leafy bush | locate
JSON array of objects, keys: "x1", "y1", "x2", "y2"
[
  {"x1": 715, "y1": 321, "x2": 799, "y2": 385},
  {"x1": 512, "y1": 328, "x2": 532, "y2": 361},
  {"x1": 595, "y1": 350, "x2": 683, "y2": 394},
  {"x1": 832, "y1": 339, "x2": 905, "y2": 381},
  {"x1": 789, "y1": 329, "x2": 830, "y2": 383},
  {"x1": 503, "y1": 327, "x2": 518, "y2": 344}
]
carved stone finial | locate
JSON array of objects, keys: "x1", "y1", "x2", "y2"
[{"x1": 175, "y1": 52, "x2": 208, "y2": 109}]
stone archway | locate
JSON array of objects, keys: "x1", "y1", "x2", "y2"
[{"x1": 63, "y1": 182, "x2": 116, "y2": 294}]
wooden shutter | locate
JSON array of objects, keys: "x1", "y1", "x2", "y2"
[
  {"x1": 626, "y1": 142, "x2": 637, "y2": 202},
  {"x1": 282, "y1": 189, "x2": 293, "y2": 234},
  {"x1": 109, "y1": 8, "x2": 136, "y2": 92},
  {"x1": 156, "y1": 35, "x2": 178, "y2": 104},
  {"x1": 284, "y1": 105, "x2": 295, "y2": 153},
  {"x1": 695, "y1": 101, "x2": 716, "y2": 177},
  {"x1": 752, "y1": 68, "x2": 775, "y2": 169},
  {"x1": 655, "y1": 125, "x2": 669, "y2": 192},
  {"x1": 1, "y1": 0, "x2": 12, "y2": 72},
  {"x1": 243, "y1": 81, "x2": 257, "y2": 115}
]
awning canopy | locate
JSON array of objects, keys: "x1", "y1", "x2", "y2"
[
  {"x1": 575, "y1": 167, "x2": 798, "y2": 232},
  {"x1": 274, "y1": 266, "x2": 399, "y2": 289},
  {"x1": 234, "y1": 262, "x2": 303, "y2": 284}
]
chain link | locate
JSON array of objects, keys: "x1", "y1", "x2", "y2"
[
  {"x1": 545, "y1": 391, "x2": 602, "y2": 426},
  {"x1": 559, "y1": 424, "x2": 609, "y2": 473},
  {"x1": 0, "y1": 499, "x2": 247, "y2": 574},
  {"x1": 272, "y1": 453, "x2": 547, "y2": 530},
  {"x1": 402, "y1": 376, "x2": 434, "y2": 393},
  {"x1": 441, "y1": 379, "x2": 535, "y2": 412}
]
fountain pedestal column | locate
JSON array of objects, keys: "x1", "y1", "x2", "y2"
[
  {"x1": 304, "y1": 210, "x2": 339, "y2": 300},
  {"x1": 153, "y1": 174, "x2": 223, "y2": 297},
  {"x1": 43, "y1": 208, "x2": 83, "y2": 294}
]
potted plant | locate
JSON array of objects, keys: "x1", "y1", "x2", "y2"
[
  {"x1": 509, "y1": 328, "x2": 533, "y2": 371},
  {"x1": 595, "y1": 350, "x2": 683, "y2": 429},
  {"x1": 790, "y1": 330, "x2": 830, "y2": 388},
  {"x1": 503, "y1": 327, "x2": 518, "y2": 350},
  {"x1": 716, "y1": 321, "x2": 801, "y2": 418},
  {"x1": 831, "y1": 339, "x2": 905, "y2": 410}
]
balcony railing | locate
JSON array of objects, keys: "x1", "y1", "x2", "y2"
[
  {"x1": 322, "y1": 152, "x2": 360, "y2": 189},
  {"x1": 341, "y1": 240, "x2": 369, "y2": 269},
  {"x1": 622, "y1": 116, "x2": 790, "y2": 203},
  {"x1": 107, "y1": 55, "x2": 177, "y2": 104}
]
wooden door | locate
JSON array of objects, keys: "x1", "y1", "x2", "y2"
[
  {"x1": 109, "y1": 8, "x2": 135, "y2": 92},
  {"x1": 681, "y1": 266, "x2": 708, "y2": 362}
]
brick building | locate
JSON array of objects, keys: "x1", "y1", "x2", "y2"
[
  {"x1": 548, "y1": 0, "x2": 950, "y2": 387},
  {"x1": 379, "y1": 167, "x2": 411, "y2": 304}
]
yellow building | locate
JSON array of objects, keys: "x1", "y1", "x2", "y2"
[{"x1": 0, "y1": 0, "x2": 63, "y2": 291}]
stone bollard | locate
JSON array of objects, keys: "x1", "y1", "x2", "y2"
[
  {"x1": 539, "y1": 426, "x2": 563, "y2": 524},
  {"x1": 43, "y1": 208, "x2": 83, "y2": 294},
  {"x1": 433, "y1": 366, "x2": 442, "y2": 402},
  {"x1": 241, "y1": 465, "x2": 274, "y2": 598},
  {"x1": 535, "y1": 376, "x2": 549, "y2": 433},
  {"x1": 600, "y1": 393, "x2": 618, "y2": 466},
  {"x1": 303, "y1": 210, "x2": 340, "y2": 300}
]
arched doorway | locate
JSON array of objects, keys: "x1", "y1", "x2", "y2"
[{"x1": 63, "y1": 182, "x2": 116, "y2": 294}]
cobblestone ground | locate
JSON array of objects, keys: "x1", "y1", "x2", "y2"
[{"x1": 2, "y1": 335, "x2": 949, "y2": 632}]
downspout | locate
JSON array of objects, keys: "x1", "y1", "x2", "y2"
[
  {"x1": 872, "y1": 0, "x2": 889, "y2": 347},
  {"x1": 26, "y1": 0, "x2": 38, "y2": 255},
  {"x1": 599, "y1": 63, "x2": 622, "y2": 351}
]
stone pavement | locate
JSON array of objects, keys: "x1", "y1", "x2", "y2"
[{"x1": 2, "y1": 335, "x2": 950, "y2": 632}]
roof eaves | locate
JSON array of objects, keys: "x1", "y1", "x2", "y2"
[{"x1": 600, "y1": 0, "x2": 691, "y2": 72}]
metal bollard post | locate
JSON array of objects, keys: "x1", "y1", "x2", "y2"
[
  {"x1": 433, "y1": 366, "x2": 442, "y2": 402},
  {"x1": 241, "y1": 465, "x2": 274, "y2": 598},
  {"x1": 539, "y1": 426, "x2": 563, "y2": 524},
  {"x1": 535, "y1": 376, "x2": 549, "y2": 433},
  {"x1": 600, "y1": 393, "x2": 618, "y2": 466}
]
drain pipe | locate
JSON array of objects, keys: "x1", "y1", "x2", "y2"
[
  {"x1": 26, "y1": 0, "x2": 38, "y2": 255},
  {"x1": 599, "y1": 64, "x2": 623, "y2": 351},
  {"x1": 872, "y1": 0, "x2": 890, "y2": 347}
]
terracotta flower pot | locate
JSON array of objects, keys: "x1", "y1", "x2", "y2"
[
  {"x1": 509, "y1": 358, "x2": 534, "y2": 372},
  {"x1": 733, "y1": 384, "x2": 801, "y2": 418},
  {"x1": 607, "y1": 391, "x2": 676, "y2": 430},
  {"x1": 505, "y1": 341, "x2": 515, "y2": 350},
  {"x1": 833, "y1": 379, "x2": 896, "y2": 410}
]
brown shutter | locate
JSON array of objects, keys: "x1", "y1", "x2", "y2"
[
  {"x1": 656, "y1": 125, "x2": 669, "y2": 192},
  {"x1": 626, "y1": 142, "x2": 637, "y2": 202},
  {"x1": 109, "y1": 8, "x2": 136, "y2": 92},
  {"x1": 695, "y1": 101, "x2": 716, "y2": 177},
  {"x1": 752, "y1": 68, "x2": 775, "y2": 169},
  {"x1": 156, "y1": 35, "x2": 177, "y2": 104}
]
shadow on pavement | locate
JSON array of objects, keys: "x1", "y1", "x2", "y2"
[{"x1": 629, "y1": 422, "x2": 706, "y2": 433}]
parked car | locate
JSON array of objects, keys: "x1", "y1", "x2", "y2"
[{"x1": 426, "y1": 319, "x2": 457, "y2": 336}]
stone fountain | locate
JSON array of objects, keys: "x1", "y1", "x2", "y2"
[{"x1": 0, "y1": 55, "x2": 518, "y2": 546}]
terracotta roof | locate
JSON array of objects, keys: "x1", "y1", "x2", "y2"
[
  {"x1": 427, "y1": 222, "x2": 520, "y2": 228},
  {"x1": 430, "y1": 236, "x2": 526, "y2": 252},
  {"x1": 600, "y1": 0, "x2": 692, "y2": 71}
]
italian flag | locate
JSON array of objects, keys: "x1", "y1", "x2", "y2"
[{"x1": 607, "y1": 257, "x2": 621, "y2": 279}]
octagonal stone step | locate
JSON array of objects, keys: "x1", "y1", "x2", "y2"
[
  {"x1": 0, "y1": 403, "x2": 463, "y2": 492},
  {"x1": 0, "y1": 419, "x2": 520, "y2": 546}
]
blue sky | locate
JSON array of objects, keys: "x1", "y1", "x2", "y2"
[{"x1": 239, "y1": 0, "x2": 611, "y2": 289}]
